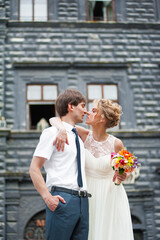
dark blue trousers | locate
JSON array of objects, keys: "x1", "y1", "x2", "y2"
[{"x1": 46, "y1": 190, "x2": 89, "y2": 240}]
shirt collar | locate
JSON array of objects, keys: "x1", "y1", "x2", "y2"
[{"x1": 62, "y1": 121, "x2": 74, "y2": 132}]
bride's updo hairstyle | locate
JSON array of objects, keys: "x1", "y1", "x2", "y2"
[{"x1": 96, "y1": 99, "x2": 122, "y2": 129}]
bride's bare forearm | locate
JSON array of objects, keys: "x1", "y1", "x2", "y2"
[
  {"x1": 49, "y1": 117, "x2": 65, "y2": 131},
  {"x1": 49, "y1": 117, "x2": 89, "y2": 143},
  {"x1": 75, "y1": 125, "x2": 89, "y2": 142},
  {"x1": 50, "y1": 117, "x2": 68, "y2": 150}
]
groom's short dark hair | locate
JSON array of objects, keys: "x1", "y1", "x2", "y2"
[{"x1": 56, "y1": 89, "x2": 86, "y2": 117}]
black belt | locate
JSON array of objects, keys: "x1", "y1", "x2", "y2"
[{"x1": 51, "y1": 186, "x2": 92, "y2": 198}]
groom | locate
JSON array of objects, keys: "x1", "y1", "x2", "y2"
[{"x1": 29, "y1": 89, "x2": 90, "y2": 240}]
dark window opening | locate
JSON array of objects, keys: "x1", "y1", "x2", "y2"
[
  {"x1": 93, "y1": 1, "x2": 103, "y2": 21},
  {"x1": 132, "y1": 215, "x2": 142, "y2": 225},
  {"x1": 87, "y1": 0, "x2": 115, "y2": 21},
  {"x1": 131, "y1": 215, "x2": 144, "y2": 240},
  {"x1": 133, "y1": 230, "x2": 143, "y2": 240},
  {"x1": 29, "y1": 104, "x2": 55, "y2": 130},
  {"x1": 27, "y1": 84, "x2": 58, "y2": 130}
]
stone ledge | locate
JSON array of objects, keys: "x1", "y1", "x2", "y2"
[
  {"x1": 7, "y1": 21, "x2": 160, "y2": 29},
  {"x1": 110, "y1": 130, "x2": 160, "y2": 138},
  {"x1": 1, "y1": 129, "x2": 160, "y2": 139},
  {"x1": 0, "y1": 130, "x2": 40, "y2": 139},
  {"x1": 0, "y1": 128, "x2": 10, "y2": 137},
  {"x1": 1, "y1": 171, "x2": 45, "y2": 180},
  {"x1": 13, "y1": 61, "x2": 130, "y2": 69},
  {"x1": 126, "y1": 188, "x2": 154, "y2": 197},
  {"x1": 0, "y1": 18, "x2": 8, "y2": 24}
]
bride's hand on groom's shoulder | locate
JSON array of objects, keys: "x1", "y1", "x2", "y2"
[{"x1": 53, "y1": 129, "x2": 69, "y2": 152}]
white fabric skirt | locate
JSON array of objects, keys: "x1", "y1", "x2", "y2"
[{"x1": 87, "y1": 175, "x2": 134, "y2": 240}]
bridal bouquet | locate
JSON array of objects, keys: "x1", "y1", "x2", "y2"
[{"x1": 111, "y1": 149, "x2": 140, "y2": 185}]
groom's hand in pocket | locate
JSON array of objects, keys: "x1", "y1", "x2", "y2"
[{"x1": 45, "y1": 194, "x2": 66, "y2": 211}]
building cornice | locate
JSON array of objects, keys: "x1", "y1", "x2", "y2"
[
  {"x1": 0, "y1": 18, "x2": 8, "y2": 24},
  {"x1": 13, "y1": 61, "x2": 130, "y2": 69},
  {"x1": 0, "y1": 129, "x2": 159, "y2": 139},
  {"x1": 7, "y1": 21, "x2": 160, "y2": 30}
]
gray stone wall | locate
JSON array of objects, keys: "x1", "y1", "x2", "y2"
[
  {"x1": 3, "y1": 22, "x2": 160, "y2": 130},
  {"x1": 0, "y1": 130, "x2": 9, "y2": 239},
  {"x1": 115, "y1": 0, "x2": 160, "y2": 23},
  {"x1": 0, "y1": 0, "x2": 6, "y2": 116},
  {"x1": 1, "y1": 130, "x2": 160, "y2": 240},
  {"x1": 125, "y1": 0, "x2": 158, "y2": 23},
  {"x1": 0, "y1": 25, "x2": 5, "y2": 115},
  {"x1": 0, "y1": 0, "x2": 160, "y2": 239},
  {"x1": 58, "y1": 0, "x2": 79, "y2": 21},
  {"x1": 6, "y1": 0, "x2": 160, "y2": 23}
]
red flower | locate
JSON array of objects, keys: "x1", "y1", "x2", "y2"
[{"x1": 111, "y1": 152, "x2": 116, "y2": 158}]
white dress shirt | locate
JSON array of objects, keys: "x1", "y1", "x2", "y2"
[{"x1": 33, "y1": 121, "x2": 87, "y2": 191}]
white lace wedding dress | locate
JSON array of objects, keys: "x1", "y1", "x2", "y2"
[{"x1": 84, "y1": 131, "x2": 134, "y2": 240}]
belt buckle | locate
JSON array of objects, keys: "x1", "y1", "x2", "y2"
[
  {"x1": 78, "y1": 190, "x2": 83, "y2": 197},
  {"x1": 78, "y1": 190, "x2": 87, "y2": 197},
  {"x1": 83, "y1": 191, "x2": 87, "y2": 197}
]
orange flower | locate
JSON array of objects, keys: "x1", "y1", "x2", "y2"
[{"x1": 119, "y1": 150, "x2": 133, "y2": 160}]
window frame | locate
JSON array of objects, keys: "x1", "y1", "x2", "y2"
[
  {"x1": 26, "y1": 84, "x2": 58, "y2": 130},
  {"x1": 18, "y1": 0, "x2": 49, "y2": 22},
  {"x1": 87, "y1": 83, "x2": 119, "y2": 109},
  {"x1": 26, "y1": 84, "x2": 58, "y2": 102},
  {"x1": 87, "y1": 83, "x2": 120, "y2": 129},
  {"x1": 86, "y1": 0, "x2": 116, "y2": 22}
]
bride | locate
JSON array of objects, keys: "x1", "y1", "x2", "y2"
[{"x1": 50, "y1": 99, "x2": 134, "y2": 240}]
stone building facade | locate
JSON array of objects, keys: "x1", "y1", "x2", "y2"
[{"x1": 0, "y1": 0, "x2": 160, "y2": 239}]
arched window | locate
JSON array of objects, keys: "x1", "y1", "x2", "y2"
[{"x1": 24, "y1": 210, "x2": 46, "y2": 240}]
